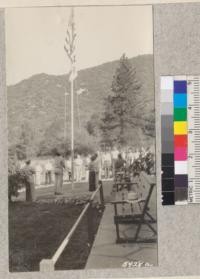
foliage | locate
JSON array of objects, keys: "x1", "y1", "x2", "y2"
[
  {"x1": 142, "y1": 111, "x2": 155, "y2": 138},
  {"x1": 16, "y1": 122, "x2": 38, "y2": 159},
  {"x1": 130, "y1": 151, "x2": 155, "y2": 175},
  {"x1": 15, "y1": 144, "x2": 27, "y2": 160},
  {"x1": 8, "y1": 148, "x2": 27, "y2": 201},
  {"x1": 100, "y1": 54, "x2": 141, "y2": 146},
  {"x1": 37, "y1": 120, "x2": 96, "y2": 156},
  {"x1": 8, "y1": 172, "x2": 26, "y2": 202},
  {"x1": 86, "y1": 113, "x2": 100, "y2": 137}
]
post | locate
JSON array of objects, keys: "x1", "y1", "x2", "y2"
[
  {"x1": 99, "y1": 181, "x2": 104, "y2": 208},
  {"x1": 40, "y1": 259, "x2": 55, "y2": 272},
  {"x1": 114, "y1": 203, "x2": 120, "y2": 243},
  {"x1": 87, "y1": 201, "x2": 94, "y2": 243}
]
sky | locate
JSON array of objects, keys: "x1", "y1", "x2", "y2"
[{"x1": 5, "y1": 5, "x2": 153, "y2": 85}]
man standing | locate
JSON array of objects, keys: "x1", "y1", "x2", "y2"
[
  {"x1": 54, "y1": 151, "x2": 65, "y2": 195},
  {"x1": 88, "y1": 153, "x2": 99, "y2": 191},
  {"x1": 74, "y1": 154, "x2": 83, "y2": 182},
  {"x1": 23, "y1": 160, "x2": 36, "y2": 202},
  {"x1": 45, "y1": 159, "x2": 53, "y2": 185},
  {"x1": 127, "y1": 148, "x2": 134, "y2": 167},
  {"x1": 65, "y1": 156, "x2": 72, "y2": 181},
  {"x1": 35, "y1": 163, "x2": 43, "y2": 186},
  {"x1": 111, "y1": 146, "x2": 119, "y2": 177},
  {"x1": 102, "y1": 147, "x2": 112, "y2": 179},
  {"x1": 85, "y1": 154, "x2": 91, "y2": 182},
  {"x1": 115, "y1": 154, "x2": 126, "y2": 172}
]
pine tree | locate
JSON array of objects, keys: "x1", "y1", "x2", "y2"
[
  {"x1": 100, "y1": 54, "x2": 140, "y2": 146},
  {"x1": 16, "y1": 122, "x2": 35, "y2": 159}
]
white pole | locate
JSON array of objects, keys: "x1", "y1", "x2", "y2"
[
  {"x1": 76, "y1": 92, "x2": 81, "y2": 128},
  {"x1": 64, "y1": 93, "x2": 67, "y2": 143},
  {"x1": 64, "y1": 7, "x2": 76, "y2": 190},
  {"x1": 71, "y1": 77, "x2": 74, "y2": 190}
]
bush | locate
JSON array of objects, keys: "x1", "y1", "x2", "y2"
[
  {"x1": 130, "y1": 151, "x2": 155, "y2": 175},
  {"x1": 8, "y1": 171, "x2": 26, "y2": 201},
  {"x1": 8, "y1": 148, "x2": 28, "y2": 202}
]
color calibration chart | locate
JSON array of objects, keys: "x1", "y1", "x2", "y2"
[{"x1": 161, "y1": 76, "x2": 200, "y2": 205}]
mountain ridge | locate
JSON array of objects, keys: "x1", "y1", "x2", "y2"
[{"x1": 7, "y1": 54, "x2": 154, "y2": 155}]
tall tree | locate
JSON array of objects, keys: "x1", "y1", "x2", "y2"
[
  {"x1": 16, "y1": 122, "x2": 35, "y2": 159},
  {"x1": 100, "y1": 54, "x2": 140, "y2": 146},
  {"x1": 142, "y1": 110, "x2": 155, "y2": 138}
]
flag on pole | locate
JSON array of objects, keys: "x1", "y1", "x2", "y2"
[
  {"x1": 76, "y1": 87, "x2": 88, "y2": 95},
  {"x1": 64, "y1": 8, "x2": 77, "y2": 82}
]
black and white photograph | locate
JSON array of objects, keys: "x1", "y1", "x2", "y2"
[{"x1": 6, "y1": 4, "x2": 157, "y2": 272}]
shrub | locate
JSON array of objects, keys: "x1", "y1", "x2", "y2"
[
  {"x1": 130, "y1": 151, "x2": 155, "y2": 176},
  {"x1": 8, "y1": 148, "x2": 28, "y2": 202},
  {"x1": 8, "y1": 172, "x2": 26, "y2": 202}
]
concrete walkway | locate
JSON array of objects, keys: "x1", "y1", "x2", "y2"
[{"x1": 86, "y1": 189, "x2": 157, "y2": 269}]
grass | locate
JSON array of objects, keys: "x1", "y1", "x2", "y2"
[{"x1": 9, "y1": 201, "x2": 103, "y2": 272}]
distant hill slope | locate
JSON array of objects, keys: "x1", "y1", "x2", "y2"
[{"x1": 7, "y1": 54, "x2": 154, "y2": 154}]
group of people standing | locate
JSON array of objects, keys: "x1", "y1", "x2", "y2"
[
  {"x1": 99, "y1": 146, "x2": 152, "y2": 178},
  {"x1": 53, "y1": 151, "x2": 101, "y2": 194},
  {"x1": 20, "y1": 151, "x2": 100, "y2": 198},
  {"x1": 19, "y1": 145, "x2": 154, "y2": 200}
]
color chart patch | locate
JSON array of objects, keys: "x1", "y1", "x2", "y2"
[{"x1": 161, "y1": 76, "x2": 200, "y2": 205}]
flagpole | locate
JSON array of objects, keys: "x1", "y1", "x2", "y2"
[
  {"x1": 64, "y1": 7, "x2": 76, "y2": 190},
  {"x1": 76, "y1": 91, "x2": 81, "y2": 128},
  {"x1": 64, "y1": 93, "x2": 67, "y2": 144},
  {"x1": 70, "y1": 73, "x2": 74, "y2": 190}
]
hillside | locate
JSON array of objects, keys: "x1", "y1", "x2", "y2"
[{"x1": 7, "y1": 54, "x2": 154, "y2": 156}]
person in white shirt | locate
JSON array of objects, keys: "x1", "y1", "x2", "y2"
[
  {"x1": 126, "y1": 147, "x2": 134, "y2": 167},
  {"x1": 45, "y1": 159, "x2": 53, "y2": 184},
  {"x1": 102, "y1": 147, "x2": 112, "y2": 179},
  {"x1": 141, "y1": 147, "x2": 146, "y2": 157},
  {"x1": 81, "y1": 155, "x2": 87, "y2": 181},
  {"x1": 96, "y1": 150, "x2": 102, "y2": 179},
  {"x1": 40, "y1": 163, "x2": 46, "y2": 185},
  {"x1": 85, "y1": 154, "x2": 91, "y2": 182},
  {"x1": 111, "y1": 146, "x2": 119, "y2": 176},
  {"x1": 19, "y1": 161, "x2": 26, "y2": 170},
  {"x1": 74, "y1": 154, "x2": 83, "y2": 182},
  {"x1": 35, "y1": 163, "x2": 43, "y2": 185},
  {"x1": 120, "y1": 147, "x2": 126, "y2": 161},
  {"x1": 135, "y1": 148, "x2": 140, "y2": 160}
]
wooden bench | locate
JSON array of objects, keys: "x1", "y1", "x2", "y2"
[{"x1": 111, "y1": 172, "x2": 157, "y2": 243}]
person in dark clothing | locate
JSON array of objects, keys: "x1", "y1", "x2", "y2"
[
  {"x1": 115, "y1": 153, "x2": 126, "y2": 171},
  {"x1": 23, "y1": 160, "x2": 36, "y2": 202},
  {"x1": 114, "y1": 154, "x2": 127, "y2": 191},
  {"x1": 88, "y1": 153, "x2": 99, "y2": 192},
  {"x1": 54, "y1": 151, "x2": 65, "y2": 195}
]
